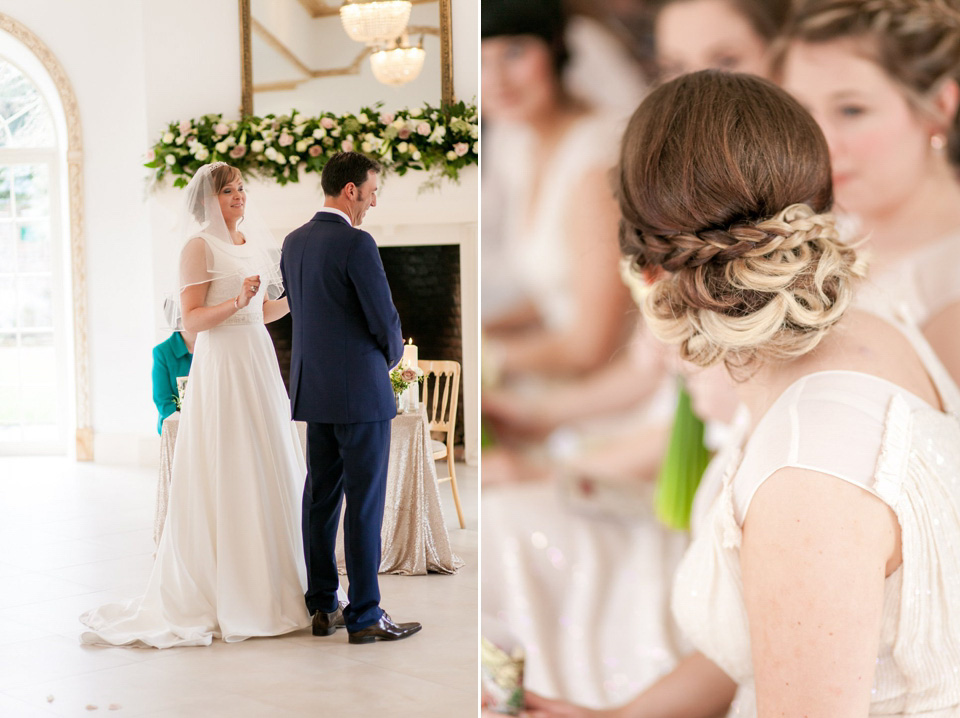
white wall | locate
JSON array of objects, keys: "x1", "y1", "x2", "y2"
[{"x1": 1, "y1": 0, "x2": 478, "y2": 465}]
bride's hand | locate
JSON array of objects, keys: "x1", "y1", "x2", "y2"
[{"x1": 236, "y1": 275, "x2": 261, "y2": 309}]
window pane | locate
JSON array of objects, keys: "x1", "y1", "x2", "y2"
[
  {"x1": 20, "y1": 332, "x2": 54, "y2": 385},
  {"x1": 0, "y1": 61, "x2": 55, "y2": 149},
  {"x1": 19, "y1": 384, "x2": 55, "y2": 424},
  {"x1": 0, "y1": 278, "x2": 15, "y2": 329},
  {"x1": 17, "y1": 223, "x2": 50, "y2": 273},
  {"x1": 14, "y1": 165, "x2": 49, "y2": 218},
  {"x1": 0, "y1": 332, "x2": 16, "y2": 384},
  {"x1": 0, "y1": 222, "x2": 13, "y2": 269},
  {"x1": 0, "y1": 384, "x2": 19, "y2": 427},
  {"x1": 0, "y1": 167, "x2": 10, "y2": 217},
  {"x1": 17, "y1": 275, "x2": 52, "y2": 328}
]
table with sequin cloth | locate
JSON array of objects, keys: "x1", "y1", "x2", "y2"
[{"x1": 156, "y1": 408, "x2": 463, "y2": 575}]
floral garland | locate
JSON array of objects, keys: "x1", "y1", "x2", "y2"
[{"x1": 145, "y1": 101, "x2": 478, "y2": 189}]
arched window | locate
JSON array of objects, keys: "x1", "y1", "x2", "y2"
[{"x1": 0, "y1": 56, "x2": 66, "y2": 453}]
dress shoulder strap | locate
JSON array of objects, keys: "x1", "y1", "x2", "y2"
[{"x1": 730, "y1": 372, "x2": 927, "y2": 526}]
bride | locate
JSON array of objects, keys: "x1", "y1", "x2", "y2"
[{"x1": 80, "y1": 162, "x2": 313, "y2": 647}]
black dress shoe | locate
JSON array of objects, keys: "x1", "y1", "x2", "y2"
[
  {"x1": 311, "y1": 601, "x2": 347, "y2": 636},
  {"x1": 348, "y1": 612, "x2": 422, "y2": 644}
]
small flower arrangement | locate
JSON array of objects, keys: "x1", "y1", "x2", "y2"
[
  {"x1": 145, "y1": 101, "x2": 478, "y2": 189},
  {"x1": 390, "y1": 366, "x2": 424, "y2": 396}
]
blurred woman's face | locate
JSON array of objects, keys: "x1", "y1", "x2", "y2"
[
  {"x1": 782, "y1": 40, "x2": 934, "y2": 220},
  {"x1": 655, "y1": 0, "x2": 770, "y2": 80},
  {"x1": 481, "y1": 35, "x2": 560, "y2": 123}
]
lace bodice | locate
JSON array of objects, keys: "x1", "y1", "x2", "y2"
[
  {"x1": 674, "y1": 323, "x2": 960, "y2": 715},
  {"x1": 199, "y1": 234, "x2": 266, "y2": 325}
]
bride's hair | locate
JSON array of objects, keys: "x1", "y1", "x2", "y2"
[
  {"x1": 773, "y1": 0, "x2": 960, "y2": 165},
  {"x1": 618, "y1": 71, "x2": 866, "y2": 376},
  {"x1": 190, "y1": 163, "x2": 242, "y2": 223}
]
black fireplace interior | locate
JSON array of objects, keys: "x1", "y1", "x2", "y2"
[{"x1": 267, "y1": 244, "x2": 464, "y2": 449}]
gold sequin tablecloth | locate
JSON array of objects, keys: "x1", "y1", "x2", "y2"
[{"x1": 156, "y1": 408, "x2": 463, "y2": 576}]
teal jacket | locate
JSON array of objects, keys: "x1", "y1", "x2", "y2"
[{"x1": 152, "y1": 332, "x2": 193, "y2": 434}]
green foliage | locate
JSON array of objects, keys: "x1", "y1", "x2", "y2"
[{"x1": 145, "y1": 101, "x2": 479, "y2": 189}]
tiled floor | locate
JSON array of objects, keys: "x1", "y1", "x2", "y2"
[{"x1": 0, "y1": 456, "x2": 477, "y2": 717}]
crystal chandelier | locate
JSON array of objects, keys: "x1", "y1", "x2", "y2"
[
  {"x1": 339, "y1": 1, "x2": 412, "y2": 46},
  {"x1": 370, "y1": 38, "x2": 426, "y2": 86}
]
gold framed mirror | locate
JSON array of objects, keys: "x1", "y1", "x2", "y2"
[{"x1": 239, "y1": 0, "x2": 454, "y2": 118}]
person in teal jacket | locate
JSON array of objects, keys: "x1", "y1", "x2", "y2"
[{"x1": 151, "y1": 330, "x2": 195, "y2": 433}]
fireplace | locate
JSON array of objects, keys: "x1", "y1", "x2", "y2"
[{"x1": 267, "y1": 244, "x2": 464, "y2": 448}]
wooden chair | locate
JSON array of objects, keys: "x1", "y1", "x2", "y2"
[{"x1": 418, "y1": 359, "x2": 465, "y2": 529}]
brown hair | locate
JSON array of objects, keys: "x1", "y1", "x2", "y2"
[
  {"x1": 618, "y1": 70, "x2": 864, "y2": 374},
  {"x1": 774, "y1": 0, "x2": 960, "y2": 164}
]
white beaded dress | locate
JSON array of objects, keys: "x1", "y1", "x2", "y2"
[{"x1": 674, "y1": 314, "x2": 960, "y2": 716}]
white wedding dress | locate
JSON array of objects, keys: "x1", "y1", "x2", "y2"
[{"x1": 80, "y1": 234, "x2": 311, "y2": 648}]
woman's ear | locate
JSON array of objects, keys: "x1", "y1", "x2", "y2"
[{"x1": 930, "y1": 77, "x2": 960, "y2": 134}]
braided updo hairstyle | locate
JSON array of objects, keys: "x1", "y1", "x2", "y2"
[
  {"x1": 618, "y1": 71, "x2": 866, "y2": 376},
  {"x1": 775, "y1": 0, "x2": 960, "y2": 165}
]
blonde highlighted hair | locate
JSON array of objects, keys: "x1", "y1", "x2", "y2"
[{"x1": 618, "y1": 71, "x2": 866, "y2": 376}]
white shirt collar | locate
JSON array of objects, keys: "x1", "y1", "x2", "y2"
[{"x1": 319, "y1": 207, "x2": 352, "y2": 227}]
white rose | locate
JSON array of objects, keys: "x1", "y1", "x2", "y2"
[
  {"x1": 195, "y1": 147, "x2": 210, "y2": 161},
  {"x1": 397, "y1": 142, "x2": 409, "y2": 153},
  {"x1": 392, "y1": 119, "x2": 405, "y2": 130},
  {"x1": 331, "y1": 128, "x2": 341, "y2": 138},
  {"x1": 365, "y1": 132, "x2": 376, "y2": 142},
  {"x1": 445, "y1": 150, "x2": 456, "y2": 161},
  {"x1": 412, "y1": 150, "x2": 421, "y2": 160},
  {"x1": 276, "y1": 153, "x2": 287, "y2": 165},
  {"x1": 215, "y1": 141, "x2": 229, "y2": 153},
  {"x1": 264, "y1": 146, "x2": 278, "y2": 160},
  {"x1": 470, "y1": 125, "x2": 479, "y2": 139},
  {"x1": 296, "y1": 139, "x2": 309, "y2": 152},
  {"x1": 162, "y1": 132, "x2": 174, "y2": 143},
  {"x1": 345, "y1": 134, "x2": 354, "y2": 142},
  {"x1": 165, "y1": 154, "x2": 176, "y2": 165},
  {"x1": 294, "y1": 124, "x2": 307, "y2": 135},
  {"x1": 251, "y1": 140, "x2": 265, "y2": 153},
  {"x1": 175, "y1": 136, "x2": 185, "y2": 146},
  {"x1": 361, "y1": 141, "x2": 373, "y2": 153},
  {"x1": 410, "y1": 107, "x2": 422, "y2": 117},
  {"x1": 358, "y1": 113, "x2": 369, "y2": 124},
  {"x1": 291, "y1": 113, "x2": 301, "y2": 125},
  {"x1": 472, "y1": 142, "x2": 478, "y2": 154},
  {"x1": 313, "y1": 128, "x2": 326, "y2": 139}
]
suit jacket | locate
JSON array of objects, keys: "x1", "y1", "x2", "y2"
[
  {"x1": 151, "y1": 332, "x2": 193, "y2": 434},
  {"x1": 281, "y1": 212, "x2": 404, "y2": 424}
]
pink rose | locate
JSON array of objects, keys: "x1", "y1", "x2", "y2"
[
  {"x1": 379, "y1": 112, "x2": 394, "y2": 125},
  {"x1": 229, "y1": 145, "x2": 247, "y2": 159},
  {"x1": 341, "y1": 140, "x2": 354, "y2": 152},
  {"x1": 398, "y1": 127, "x2": 411, "y2": 140},
  {"x1": 401, "y1": 368, "x2": 417, "y2": 383},
  {"x1": 308, "y1": 145, "x2": 323, "y2": 157},
  {"x1": 178, "y1": 120, "x2": 192, "y2": 134},
  {"x1": 145, "y1": 148, "x2": 156, "y2": 162},
  {"x1": 416, "y1": 122, "x2": 430, "y2": 136},
  {"x1": 278, "y1": 132, "x2": 294, "y2": 147},
  {"x1": 320, "y1": 117, "x2": 335, "y2": 129},
  {"x1": 454, "y1": 142, "x2": 469, "y2": 157},
  {"x1": 214, "y1": 122, "x2": 230, "y2": 135}
]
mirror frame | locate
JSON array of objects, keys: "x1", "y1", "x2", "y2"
[{"x1": 239, "y1": 0, "x2": 454, "y2": 117}]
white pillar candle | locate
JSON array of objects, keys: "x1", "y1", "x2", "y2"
[{"x1": 402, "y1": 338, "x2": 418, "y2": 368}]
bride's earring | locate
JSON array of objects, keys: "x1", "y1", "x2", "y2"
[{"x1": 931, "y1": 133, "x2": 947, "y2": 151}]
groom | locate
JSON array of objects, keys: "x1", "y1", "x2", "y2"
[{"x1": 281, "y1": 152, "x2": 421, "y2": 644}]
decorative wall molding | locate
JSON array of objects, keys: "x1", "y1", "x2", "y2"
[{"x1": 0, "y1": 12, "x2": 92, "y2": 460}]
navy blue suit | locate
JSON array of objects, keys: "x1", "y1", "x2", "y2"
[{"x1": 281, "y1": 211, "x2": 403, "y2": 631}]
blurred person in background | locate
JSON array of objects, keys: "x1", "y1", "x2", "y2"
[{"x1": 777, "y1": 0, "x2": 960, "y2": 385}]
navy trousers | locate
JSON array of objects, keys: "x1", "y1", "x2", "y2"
[{"x1": 302, "y1": 419, "x2": 391, "y2": 632}]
